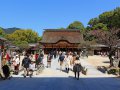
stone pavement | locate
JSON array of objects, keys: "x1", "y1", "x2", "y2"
[
  {"x1": 0, "y1": 55, "x2": 120, "y2": 90},
  {"x1": 15, "y1": 55, "x2": 114, "y2": 77},
  {"x1": 80, "y1": 57, "x2": 105, "y2": 75},
  {"x1": 15, "y1": 56, "x2": 74, "y2": 77},
  {"x1": 0, "y1": 76, "x2": 120, "y2": 90}
]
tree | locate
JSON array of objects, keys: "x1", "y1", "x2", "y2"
[
  {"x1": 38, "y1": 36, "x2": 42, "y2": 41},
  {"x1": 99, "y1": 11, "x2": 114, "y2": 28},
  {"x1": 13, "y1": 41, "x2": 29, "y2": 50},
  {"x1": 5, "y1": 29, "x2": 40, "y2": 50},
  {"x1": 67, "y1": 21, "x2": 85, "y2": 30},
  {"x1": 58, "y1": 27, "x2": 66, "y2": 29},
  {"x1": 112, "y1": 7, "x2": 120, "y2": 28},
  {"x1": 0, "y1": 27, "x2": 5, "y2": 37},
  {"x1": 90, "y1": 28, "x2": 120, "y2": 66},
  {"x1": 92, "y1": 23, "x2": 108, "y2": 31},
  {"x1": 88, "y1": 18, "x2": 99, "y2": 28},
  {"x1": 87, "y1": 7, "x2": 120, "y2": 30}
]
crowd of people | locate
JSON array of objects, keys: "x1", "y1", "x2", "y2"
[
  {"x1": 47, "y1": 50, "x2": 82, "y2": 80},
  {"x1": 0, "y1": 51, "x2": 45, "y2": 79},
  {"x1": 1, "y1": 49, "x2": 120, "y2": 80},
  {"x1": 1, "y1": 46, "x2": 120, "y2": 81},
  {"x1": 21, "y1": 52, "x2": 44, "y2": 78}
]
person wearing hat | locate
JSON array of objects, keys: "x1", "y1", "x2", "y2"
[{"x1": 73, "y1": 55, "x2": 81, "y2": 80}]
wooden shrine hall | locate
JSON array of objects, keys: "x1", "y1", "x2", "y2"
[{"x1": 40, "y1": 29, "x2": 84, "y2": 54}]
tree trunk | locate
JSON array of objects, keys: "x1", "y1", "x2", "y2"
[{"x1": 108, "y1": 47, "x2": 116, "y2": 67}]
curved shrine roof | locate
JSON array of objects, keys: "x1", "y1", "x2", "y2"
[{"x1": 40, "y1": 29, "x2": 83, "y2": 44}]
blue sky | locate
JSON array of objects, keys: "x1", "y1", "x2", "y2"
[{"x1": 0, "y1": 0, "x2": 120, "y2": 36}]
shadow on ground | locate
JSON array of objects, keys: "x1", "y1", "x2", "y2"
[
  {"x1": 103, "y1": 61, "x2": 110, "y2": 63},
  {"x1": 0, "y1": 76, "x2": 120, "y2": 90}
]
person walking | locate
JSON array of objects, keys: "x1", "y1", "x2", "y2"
[
  {"x1": 2, "y1": 64, "x2": 11, "y2": 80},
  {"x1": 1, "y1": 56, "x2": 11, "y2": 80},
  {"x1": 6, "y1": 52, "x2": 11, "y2": 65},
  {"x1": 35, "y1": 53, "x2": 39, "y2": 61},
  {"x1": 36, "y1": 53, "x2": 44, "y2": 67},
  {"x1": 47, "y1": 53, "x2": 52, "y2": 68},
  {"x1": 29, "y1": 60, "x2": 35, "y2": 78},
  {"x1": 73, "y1": 56, "x2": 81, "y2": 80},
  {"x1": 69, "y1": 53, "x2": 73, "y2": 70},
  {"x1": 64, "y1": 54, "x2": 70, "y2": 73},
  {"x1": 70, "y1": 52, "x2": 76, "y2": 70},
  {"x1": 22, "y1": 55, "x2": 31, "y2": 78},
  {"x1": 58, "y1": 52, "x2": 65, "y2": 71},
  {"x1": 14, "y1": 55, "x2": 20, "y2": 75}
]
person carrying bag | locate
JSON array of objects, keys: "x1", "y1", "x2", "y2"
[{"x1": 73, "y1": 56, "x2": 82, "y2": 80}]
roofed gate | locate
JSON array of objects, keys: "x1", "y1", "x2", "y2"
[{"x1": 40, "y1": 29, "x2": 83, "y2": 54}]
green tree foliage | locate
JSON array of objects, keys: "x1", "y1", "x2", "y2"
[
  {"x1": 5, "y1": 29, "x2": 40, "y2": 49},
  {"x1": 58, "y1": 27, "x2": 66, "y2": 29},
  {"x1": 6, "y1": 29, "x2": 39, "y2": 43},
  {"x1": 99, "y1": 11, "x2": 114, "y2": 28},
  {"x1": 67, "y1": 21, "x2": 85, "y2": 30},
  {"x1": 13, "y1": 41, "x2": 29, "y2": 50},
  {"x1": 38, "y1": 36, "x2": 42, "y2": 41},
  {"x1": 88, "y1": 7, "x2": 120, "y2": 30},
  {"x1": 86, "y1": 7, "x2": 120, "y2": 41},
  {"x1": 87, "y1": 23, "x2": 108, "y2": 31},
  {"x1": 88, "y1": 18, "x2": 99, "y2": 28},
  {"x1": 0, "y1": 27, "x2": 5, "y2": 37},
  {"x1": 92, "y1": 23, "x2": 108, "y2": 31}
]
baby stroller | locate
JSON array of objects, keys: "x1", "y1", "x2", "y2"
[{"x1": 1, "y1": 65, "x2": 11, "y2": 80}]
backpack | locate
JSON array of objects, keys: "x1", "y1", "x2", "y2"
[
  {"x1": 23, "y1": 58, "x2": 29, "y2": 65},
  {"x1": 59, "y1": 55, "x2": 65, "y2": 61},
  {"x1": 2, "y1": 65, "x2": 10, "y2": 78}
]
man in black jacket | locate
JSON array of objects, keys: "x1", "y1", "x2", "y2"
[{"x1": 22, "y1": 55, "x2": 31, "y2": 78}]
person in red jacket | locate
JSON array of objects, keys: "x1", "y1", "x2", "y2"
[
  {"x1": 6, "y1": 53, "x2": 11, "y2": 65},
  {"x1": 35, "y1": 53, "x2": 39, "y2": 61}
]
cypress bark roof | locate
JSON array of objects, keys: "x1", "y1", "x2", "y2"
[{"x1": 40, "y1": 29, "x2": 83, "y2": 44}]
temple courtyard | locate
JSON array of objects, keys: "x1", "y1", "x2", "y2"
[{"x1": 0, "y1": 55, "x2": 120, "y2": 90}]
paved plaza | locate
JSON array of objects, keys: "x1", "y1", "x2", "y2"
[
  {"x1": 0, "y1": 56, "x2": 120, "y2": 90},
  {"x1": 0, "y1": 76, "x2": 120, "y2": 90}
]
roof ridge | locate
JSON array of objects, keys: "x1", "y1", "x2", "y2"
[{"x1": 44, "y1": 29, "x2": 81, "y2": 32}]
